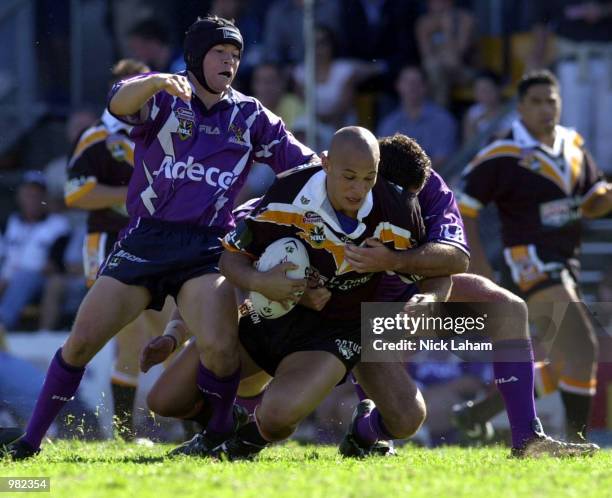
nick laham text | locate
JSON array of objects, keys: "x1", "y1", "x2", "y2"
[{"x1": 372, "y1": 339, "x2": 492, "y2": 352}]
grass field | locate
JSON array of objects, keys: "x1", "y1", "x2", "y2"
[{"x1": 2, "y1": 441, "x2": 611, "y2": 498}]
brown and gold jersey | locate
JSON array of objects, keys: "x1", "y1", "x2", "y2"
[
  {"x1": 223, "y1": 164, "x2": 426, "y2": 320},
  {"x1": 65, "y1": 112, "x2": 134, "y2": 233},
  {"x1": 457, "y1": 120, "x2": 607, "y2": 260}
]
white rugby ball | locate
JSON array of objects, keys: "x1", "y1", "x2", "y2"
[{"x1": 249, "y1": 237, "x2": 310, "y2": 319}]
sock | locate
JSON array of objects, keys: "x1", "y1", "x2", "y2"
[
  {"x1": 22, "y1": 348, "x2": 85, "y2": 450},
  {"x1": 559, "y1": 389, "x2": 593, "y2": 440},
  {"x1": 492, "y1": 339, "x2": 537, "y2": 448},
  {"x1": 236, "y1": 392, "x2": 264, "y2": 415},
  {"x1": 196, "y1": 362, "x2": 240, "y2": 436},
  {"x1": 354, "y1": 408, "x2": 394, "y2": 446},
  {"x1": 111, "y1": 382, "x2": 137, "y2": 440}
]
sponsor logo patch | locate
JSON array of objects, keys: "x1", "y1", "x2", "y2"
[
  {"x1": 175, "y1": 107, "x2": 195, "y2": 140},
  {"x1": 335, "y1": 339, "x2": 361, "y2": 360}
]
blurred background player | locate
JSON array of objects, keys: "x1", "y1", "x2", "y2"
[
  {"x1": 64, "y1": 58, "x2": 174, "y2": 440},
  {"x1": 457, "y1": 70, "x2": 612, "y2": 441}
]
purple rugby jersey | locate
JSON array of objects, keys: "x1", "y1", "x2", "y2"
[
  {"x1": 108, "y1": 73, "x2": 315, "y2": 231},
  {"x1": 376, "y1": 169, "x2": 470, "y2": 301}
]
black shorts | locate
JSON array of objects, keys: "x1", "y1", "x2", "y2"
[
  {"x1": 238, "y1": 303, "x2": 362, "y2": 377},
  {"x1": 500, "y1": 244, "x2": 578, "y2": 299},
  {"x1": 99, "y1": 218, "x2": 225, "y2": 310}
]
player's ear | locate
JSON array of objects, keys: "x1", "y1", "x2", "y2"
[{"x1": 321, "y1": 152, "x2": 330, "y2": 173}]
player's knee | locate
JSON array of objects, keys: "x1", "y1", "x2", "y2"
[
  {"x1": 383, "y1": 393, "x2": 427, "y2": 439},
  {"x1": 257, "y1": 404, "x2": 301, "y2": 441},
  {"x1": 145, "y1": 388, "x2": 166, "y2": 416}
]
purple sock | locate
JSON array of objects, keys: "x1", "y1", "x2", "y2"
[
  {"x1": 236, "y1": 392, "x2": 264, "y2": 416},
  {"x1": 351, "y1": 374, "x2": 367, "y2": 401},
  {"x1": 354, "y1": 408, "x2": 394, "y2": 446},
  {"x1": 22, "y1": 348, "x2": 85, "y2": 450},
  {"x1": 493, "y1": 339, "x2": 537, "y2": 448},
  {"x1": 196, "y1": 362, "x2": 240, "y2": 436}
]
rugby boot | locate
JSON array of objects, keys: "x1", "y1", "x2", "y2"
[
  {"x1": 168, "y1": 404, "x2": 248, "y2": 457},
  {"x1": 2, "y1": 439, "x2": 40, "y2": 461},
  {"x1": 339, "y1": 399, "x2": 395, "y2": 458},
  {"x1": 511, "y1": 418, "x2": 600, "y2": 458}
]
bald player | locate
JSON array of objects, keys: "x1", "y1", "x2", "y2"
[{"x1": 164, "y1": 126, "x2": 442, "y2": 459}]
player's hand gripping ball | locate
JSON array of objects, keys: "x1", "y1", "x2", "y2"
[{"x1": 249, "y1": 238, "x2": 310, "y2": 319}]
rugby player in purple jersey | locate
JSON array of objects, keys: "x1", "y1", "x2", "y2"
[
  {"x1": 1, "y1": 15, "x2": 315, "y2": 460},
  {"x1": 338, "y1": 133, "x2": 599, "y2": 458},
  {"x1": 139, "y1": 133, "x2": 598, "y2": 459},
  {"x1": 167, "y1": 126, "x2": 441, "y2": 459}
]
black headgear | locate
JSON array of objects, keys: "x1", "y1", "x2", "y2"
[{"x1": 184, "y1": 17, "x2": 243, "y2": 94}]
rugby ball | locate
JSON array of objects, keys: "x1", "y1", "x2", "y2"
[{"x1": 249, "y1": 237, "x2": 310, "y2": 319}]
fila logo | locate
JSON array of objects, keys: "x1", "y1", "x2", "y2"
[
  {"x1": 154, "y1": 155, "x2": 236, "y2": 189},
  {"x1": 199, "y1": 124, "x2": 220, "y2": 134},
  {"x1": 495, "y1": 376, "x2": 518, "y2": 385},
  {"x1": 51, "y1": 395, "x2": 74, "y2": 402}
]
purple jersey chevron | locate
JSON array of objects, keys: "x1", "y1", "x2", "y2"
[{"x1": 108, "y1": 72, "x2": 315, "y2": 231}]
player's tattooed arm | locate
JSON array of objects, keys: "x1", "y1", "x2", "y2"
[
  {"x1": 220, "y1": 250, "x2": 306, "y2": 308},
  {"x1": 345, "y1": 238, "x2": 468, "y2": 277},
  {"x1": 109, "y1": 73, "x2": 192, "y2": 116}
]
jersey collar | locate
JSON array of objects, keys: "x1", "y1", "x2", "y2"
[
  {"x1": 512, "y1": 119, "x2": 565, "y2": 156},
  {"x1": 101, "y1": 109, "x2": 132, "y2": 134},
  {"x1": 292, "y1": 169, "x2": 373, "y2": 238}
]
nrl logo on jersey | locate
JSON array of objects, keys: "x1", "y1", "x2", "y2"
[
  {"x1": 175, "y1": 108, "x2": 195, "y2": 140},
  {"x1": 309, "y1": 225, "x2": 326, "y2": 245},
  {"x1": 518, "y1": 148, "x2": 540, "y2": 171},
  {"x1": 106, "y1": 133, "x2": 129, "y2": 161}
]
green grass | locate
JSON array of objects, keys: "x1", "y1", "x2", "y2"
[{"x1": 2, "y1": 441, "x2": 612, "y2": 498}]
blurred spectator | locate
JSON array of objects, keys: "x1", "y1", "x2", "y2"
[
  {"x1": 462, "y1": 71, "x2": 516, "y2": 145},
  {"x1": 262, "y1": 0, "x2": 342, "y2": 68},
  {"x1": 234, "y1": 61, "x2": 306, "y2": 205},
  {"x1": 43, "y1": 108, "x2": 98, "y2": 208},
  {"x1": 126, "y1": 18, "x2": 184, "y2": 73},
  {"x1": 0, "y1": 327, "x2": 101, "y2": 439},
  {"x1": 291, "y1": 115, "x2": 335, "y2": 152},
  {"x1": 377, "y1": 66, "x2": 458, "y2": 168},
  {"x1": 0, "y1": 172, "x2": 70, "y2": 332},
  {"x1": 338, "y1": 0, "x2": 421, "y2": 90},
  {"x1": 409, "y1": 352, "x2": 492, "y2": 446},
  {"x1": 208, "y1": 0, "x2": 267, "y2": 87},
  {"x1": 105, "y1": 0, "x2": 157, "y2": 58},
  {"x1": 416, "y1": 0, "x2": 477, "y2": 107},
  {"x1": 293, "y1": 26, "x2": 385, "y2": 128},
  {"x1": 252, "y1": 62, "x2": 304, "y2": 130},
  {"x1": 38, "y1": 222, "x2": 87, "y2": 331},
  {"x1": 530, "y1": 1, "x2": 612, "y2": 175}
]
